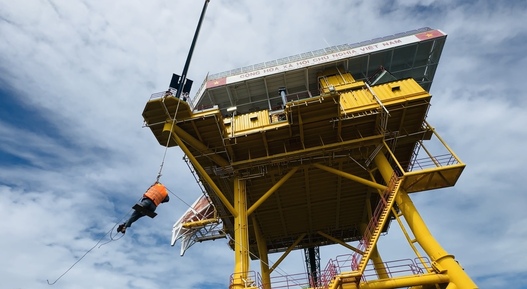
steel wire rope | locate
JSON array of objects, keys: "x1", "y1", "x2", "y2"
[
  {"x1": 158, "y1": 172, "x2": 285, "y2": 282},
  {"x1": 155, "y1": 98, "x2": 182, "y2": 183},
  {"x1": 46, "y1": 198, "x2": 140, "y2": 285},
  {"x1": 165, "y1": 186, "x2": 206, "y2": 218},
  {"x1": 150, "y1": 97, "x2": 304, "y2": 286},
  {"x1": 165, "y1": 186, "x2": 225, "y2": 231},
  {"x1": 50, "y1": 1, "x2": 209, "y2": 279},
  {"x1": 47, "y1": 182, "x2": 219, "y2": 286},
  {"x1": 181, "y1": 155, "x2": 221, "y2": 217}
]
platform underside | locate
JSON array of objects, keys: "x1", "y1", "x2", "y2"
[
  {"x1": 141, "y1": 29, "x2": 463, "y2": 256},
  {"x1": 142, "y1": 83, "x2": 462, "y2": 255}
]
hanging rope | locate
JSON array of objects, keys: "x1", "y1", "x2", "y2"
[
  {"x1": 156, "y1": 98, "x2": 182, "y2": 183},
  {"x1": 47, "y1": 182, "x2": 207, "y2": 285},
  {"x1": 46, "y1": 203, "x2": 137, "y2": 285},
  {"x1": 97, "y1": 226, "x2": 125, "y2": 248}
]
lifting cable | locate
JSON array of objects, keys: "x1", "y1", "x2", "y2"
[
  {"x1": 46, "y1": 185, "x2": 211, "y2": 285},
  {"x1": 155, "y1": 98, "x2": 181, "y2": 183},
  {"x1": 156, "y1": 0, "x2": 210, "y2": 184},
  {"x1": 49, "y1": 2, "x2": 213, "y2": 281},
  {"x1": 166, "y1": 186, "x2": 218, "y2": 219},
  {"x1": 46, "y1": 201, "x2": 138, "y2": 285}
]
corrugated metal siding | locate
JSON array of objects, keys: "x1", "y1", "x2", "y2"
[
  {"x1": 340, "y1": 89, "x2": 378, "y2": 111},
  {"x1": 340, "y1": 78, "x2": 429, "y2": 115},
  {"x1": 372, "y1": 78, "x2": 428, "y2": 102},
  {"x1": 231, "y1": 109, "x2": 271, "y2": 132},
  {"x1": 223, "y1": 78, "x2": 429, "y2": 136}
]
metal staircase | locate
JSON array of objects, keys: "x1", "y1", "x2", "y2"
[{"x1": 351, "y1": 174, "x2": 401, "y2": 276}]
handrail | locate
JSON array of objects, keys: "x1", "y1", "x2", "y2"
[{"x1": 351, "y1": 174, "x2": 399, "y2": 274}]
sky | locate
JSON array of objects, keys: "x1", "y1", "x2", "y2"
[{"x1": 1, "y1": 0, "x2": 526, "y2": 288}]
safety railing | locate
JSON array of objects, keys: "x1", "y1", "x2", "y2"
[
  {"x1": 319, "y1": 259, "x2": 339, "y2": 288},
  {"x1": 229, "y1": 271, "x2": 261, "y2": 289},
  {"x1": 404, "y1": 120, "x2": 463, "y2": 173},
  {"x1": 409, "y1": 153, "x2": 459, "y2": 171},
  {"x1": 351, "y1": 174, "x2": 399, "y2": 274},
  {"x1": 148, "y1": 90, "x2": 194, "y2": 110},
  {"x1": 362, "y1": 258, "x2": 429, "y2": 279},
  {"x1": 236, "y1": 257, "x2": 431, "y2": 289},
  {"x1": 269, "y1": 272, "x2": 312, "y2": 289},
  {"x1": 332, "y1": 256, "x2": 430, "y2": 280}
]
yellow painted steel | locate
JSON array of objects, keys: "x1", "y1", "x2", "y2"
[
  {"x1": 163, "y1": 121, "x2": 229, "y2": 167},
  {"x1": 370, "y1": 78, "x2": 429, "y2": 102},
  {"x1": 247, "y1": 167, "x2": 299, "y2": 215},
  {"x1": 232, "y1": 177, "x2": 250, "y2": 289},
  {"x1": 369, "y1": 247, "x2": 389, "y2": 280},
  {"x1": 228, "y1": 110, "x2": 271, "y2": 133},
  {"x1": 339, "y1": 88, "x2": 380, "y2": 112},
  {"x1": 316, "y1": 231, "x2": 364, "y2": 254},
  {"x1": 355, "y1": 177, "x2": 401, "y2": 275},
  {"x1": 143, "y1": 44, "x2": 477, "y2": 288},
  {"x1": 319, "y1": 74, "x2": 430, "y2": 117},
  {"x1": 163, "y1": 122, "x2": 238, "y2": 217},
  {"x1": 426, "y1": 120, "x2": 465, "y2": 163},
  {"x1": 269, "y1": 233, "x2": 306, "y2": 273},
  {"x1": 333, "y1": 273, "x2": 450, "y2": 289},
  {"x1": 357, "y1": 273, "x2": 450, "y2": 289},
  {"x1": 182, "y1": 218, "x2": 219, "y2": 228},
  {"x1": 390, "y1": 207, "x2": 434, "y2": 274},
  {"x1": 220, "y1": 77, "x2": 428, "y2": 138},
  {"x1": 312, "y1": 163, "x2": 387, "y2": 191},
  {"x1": 252, "y1": 215, "x2": 271, "y2": 289},
  {"x1": 373, "y1": 152, "x2": 478, "y2": 289},
  {"x1": 318, "y1": 69, "x2": 364, "y2": 94},
  {"x1": 359, "y1": 223, "x2": 389, "y2": 280},
  {"x1": 230, "y1": 134, "x2": 383, "y2": 168}
]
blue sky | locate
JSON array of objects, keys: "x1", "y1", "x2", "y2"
[{"x1": 1, "y1": 0, "x2": 527, "y2": 288}]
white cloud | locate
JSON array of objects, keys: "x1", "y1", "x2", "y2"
[{"x1": 1, "y1": 0, "x2": 526, "y2": 288}]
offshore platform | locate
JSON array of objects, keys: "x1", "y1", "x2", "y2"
[{"x1": 142, "y1": 26, "x2": 478, "y2": 289}]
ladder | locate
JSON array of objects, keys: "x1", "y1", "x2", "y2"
[{"x1": 351, "y1": 174, "x2": 401, "y2": 276}]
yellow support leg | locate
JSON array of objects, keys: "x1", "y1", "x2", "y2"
[
  {"x1": 370, "y1": 247, "x2": 389, "y2": 280},
  {"x1": 163, "y1": 122, "x2": 238, "y2": 217},
  {"x1": 373, "y1": 152, "x2": 478, "y2": 289},
  {"x1": 252, "y1": 215, "x2": 271, "y2": 289},
  {"x1": 231, "y1": 177, "x2": 250, "y2": 289}
]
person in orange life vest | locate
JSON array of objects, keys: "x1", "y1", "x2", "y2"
[{"x1": 117, "y1": 182, "x2": 169, "y2": 234}]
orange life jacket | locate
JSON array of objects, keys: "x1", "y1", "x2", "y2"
[{"x1": 143, "y1": 183, "x2": 168, "y2": 206}]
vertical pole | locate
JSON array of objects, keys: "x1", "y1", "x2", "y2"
[
  {"x1": 174, "y1": 0, "x2": 210, "y2": 100},
  {"x1": 360, "y1": 222, "x2": 389, "y2": 279},
  {"x1": 252, "y1": 215, "x2": 271, "y2": 289},
  {"x1": 374, "y1": 152, "x2": 478, "y2": 289},
  {"x1": 370, "y1": 247, "x2": 389, "y2": 279},
  {"x1": 232, "y1": 177, "x2": 250, "y2": 289}
]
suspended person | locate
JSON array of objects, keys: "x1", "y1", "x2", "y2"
[{"x1": 117, "y1": 182, "x2": 170, "y2": 234}]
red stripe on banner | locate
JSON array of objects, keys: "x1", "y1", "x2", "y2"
[
  {"x1": 207, "y1": 77, "x2": 227, "y2": 88},
  {"x1": 415, "y1": 29, "x2": 444, "y2": 40}
]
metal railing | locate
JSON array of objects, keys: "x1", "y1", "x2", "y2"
[
  {"x1": 148, "y1": 90, "x2": 195, "y2": 110},
  {"x1": 231, "y1": 256, "x2": 432, "y2": 289}
]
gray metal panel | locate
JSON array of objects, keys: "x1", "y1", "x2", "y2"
[{"x1": 195, "y1": 28, "x2": 446, "y2": 116}]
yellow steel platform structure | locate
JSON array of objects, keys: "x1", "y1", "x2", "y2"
[{"x1": 142, "y1": 28, "x2": 478, "y2": 288}]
